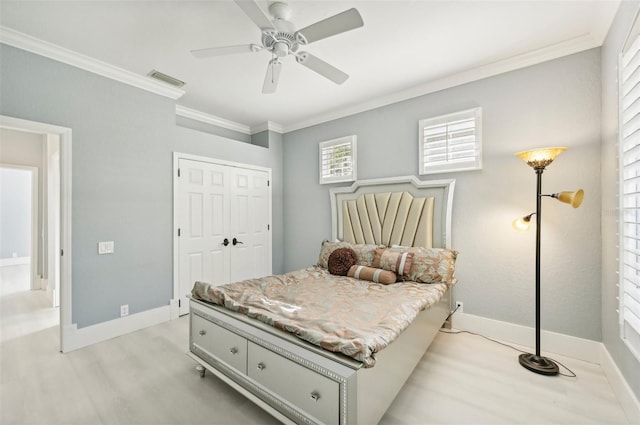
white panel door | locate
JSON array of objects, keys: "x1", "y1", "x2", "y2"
[
  {"x1": 229, "y1": 167, "x2": 271, "y2": 282},
  {"x1": 178, "y1": 159, "x2": 230, "y2": 315},
  {"x1": 177, "y1": 156, "x2": 272, "y2": 316}
]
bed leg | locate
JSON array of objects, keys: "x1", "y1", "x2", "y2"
[{"x1": 196, "y1": 364, "x2": 206, "y2": 378}]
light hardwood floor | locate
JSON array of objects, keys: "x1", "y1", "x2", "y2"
[
  {"x1": 0, "y1": 264, "x2": 59, "y2": 343},
  {"x1": 0, "y1": 314, "x2": 630, "y2": 425}
]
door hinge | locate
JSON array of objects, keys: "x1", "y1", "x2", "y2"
[
  {"x1": 268, "y1": 224, "x2": 270, "y2": 231},
  {"x1": 60, "y1": 249, "x2": 64, "y2": 256},
  {"x1": 178, "y1": 299, "x2": 181, "y2": 308},
  {"x1": 178, "y1": 228, "x2": 181, "y2": 237},
  {"x1": 177, "y1": 168, "x2": 181, "y2": 177},
  {"x1": 267, "y1": 180, "x2": 270, "y2": 187}
]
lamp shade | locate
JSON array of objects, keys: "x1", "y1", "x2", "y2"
[
  {"x1": 554, "y1": 189, "x2": 584, "y2": 208},
  {"x1": 512, "y1": 213, "x2": 534, "y2": 231},
  {"x1": 515, "y1": 147, "x2": 567, "y2": 169},
  {"x1": 512, "y1": 217, "x2": 531, "y2": 231}
]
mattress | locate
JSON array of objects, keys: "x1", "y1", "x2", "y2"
[{"x1": 191, "y1": 266, "x2": 448, "y2": 367}]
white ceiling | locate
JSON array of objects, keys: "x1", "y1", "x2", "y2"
[{"x1": 0, "y1": 1, "x2": 620, "y2": 132}]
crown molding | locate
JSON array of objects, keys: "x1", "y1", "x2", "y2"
[
  {"x1": 176, "y1": 105, "x2": 283, "y2": 135},
  {"x1": 0, "y1": 26, "x2": 185, "y2": 100},
  {"x1": 283, "y1": 34, "x2": 600, "y2": 133},
  {"x1": 250, "y1": 121, "x2": 284, "y2": 134},
  {"x1": 176, "y1": 105, "x2": 251, "y2": 135}
]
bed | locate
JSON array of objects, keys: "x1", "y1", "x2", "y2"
[{"x1": 188, "y1": 176, "x2": 456, "y2": 425}]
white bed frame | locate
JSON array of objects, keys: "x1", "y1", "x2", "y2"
[{"x1": 188, "y1": 176, "x2": 456, "y2": 425}]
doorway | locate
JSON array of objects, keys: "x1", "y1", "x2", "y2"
[
  {"x1": 0, "y1": 115, "x2": 71, "y2": 351},
  {"x1": 0, "y1": 165, "x2": 37, "y2": 293}
]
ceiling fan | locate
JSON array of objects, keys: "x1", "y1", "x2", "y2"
[{"x1": 191, "y1": 0, "x2": 364, "y2": 94}]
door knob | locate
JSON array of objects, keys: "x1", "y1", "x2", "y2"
[
  {"x1": 232, "y1": 237, "x2": 244, "y2": 246},
  {"x1": 222, "y1": 238, "x2": 230, "y2": 246}
]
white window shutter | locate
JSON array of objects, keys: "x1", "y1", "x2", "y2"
[
  {"x1": 419, "y1": 107, "x2": 482, "y2": 175},
  {"x1": 620, "y1": 31, "x2": 640, "y2": 361},
  {"x1": 319, "y1": 136, "x2": 357, "y2": 184}
]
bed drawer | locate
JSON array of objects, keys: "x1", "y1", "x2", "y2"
[
  {"x1": 191, "y1": 314, "x2": 247, "y2": 374},
  {"x1": 247, "y1": 341, "x2": 339, "y2": 425}
]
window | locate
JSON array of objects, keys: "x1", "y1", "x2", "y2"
[
  {"x1": 620, "y1": 30, "x2": 640, "y2": 361},
  {"x1": 319, "y1": 135, "x2": 357, "y2": 184},
  {"x1": 419, "y1": 107, "x2": 482, "y2": 175}
]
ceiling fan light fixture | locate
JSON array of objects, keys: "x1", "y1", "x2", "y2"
[{"x1": 273, "y1": 41, "x2": 289, "y2": 57}]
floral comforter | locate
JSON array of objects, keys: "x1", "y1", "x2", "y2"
[{"x1": 191, "y1": 267, "x2": 448, "y2": 367}]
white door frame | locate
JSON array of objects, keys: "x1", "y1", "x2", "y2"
[
  {"x1": 172, "y1": 152, "x2": 272, "y2": 318},
  {"x1": 0, "y1": 115, "x2": 72, "y2": 352},
  {"x1": 0, "y1": 164, "x2": 38, "y2": 290},
  {"x1": 46, "y1": 136, "x2": 61, "y2": 307}
]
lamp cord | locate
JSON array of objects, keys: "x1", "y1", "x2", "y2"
[{"x1": 441, "y1": 306, "x2": 577, "y2": 378}]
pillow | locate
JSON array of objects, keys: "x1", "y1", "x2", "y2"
[
  {"x1": 389, "y1": 246, "x2": 458, "y2": 284},
  {"x1": 317, "y1": 240, "x2": 382, "y2": 268},
  {"x1": 372, "y1": 249, "x2": 414, "y2": 277},
  {"x1": 328, "y1": 248, "x2": 357, "y2": 276},
  {"x1": 347, "y1": 265, "x2": 397, "y2": 284}
]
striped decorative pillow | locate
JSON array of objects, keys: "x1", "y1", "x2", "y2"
[
  {"x1": 348, "y1": 265, "x2": 397, "y2": 284},
  {"x1": 372, "y1": 249, "x2": 414, "y2": 277}
]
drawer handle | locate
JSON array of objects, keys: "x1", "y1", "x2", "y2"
[
  {"x1": 256, "y1": 362, "x2": 266, "y2": 371},
  {"x1": 229, "y1": 347, "x2": 238, "y2": 355},
  {"x1": 198, "y1": 330, "x2": 206, "y2": 336},
  {"x1": 310, "y1": 392, "x2": 320, "y2": 402}
]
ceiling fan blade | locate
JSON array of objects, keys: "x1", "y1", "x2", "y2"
[
  {"x1": 191, "y1": 45, "x2": 255, "y2": 58},
  {"x1": 295, "y1": 8, "x2": 363, "y2": 44},
  {"x1": 262, "y1": 59, "x2": 282, "y2": 94},
  {"x1": 296, "y1": 52, "x2": 348, "y2": 84},
  {"x1": 234, "y1": 0, "x2": 275, "y2": 31}
]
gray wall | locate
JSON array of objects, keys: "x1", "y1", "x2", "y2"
[
  {"x1": 601, "y1": 0, "x2": 640, "y2": 401},
  {"x1": 283, "y1": 49, "x2": 602, "y2": 342},
  {"x1": 0, "y1": 167, "x2": 32, "y2": 259},
  {"x1": 0, "y1": 44, "x2": 284, "y2": 327}
]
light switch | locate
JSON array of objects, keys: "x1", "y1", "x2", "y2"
[{"x1": 98, "y1": 241, "x2": 114, "y2": 255}]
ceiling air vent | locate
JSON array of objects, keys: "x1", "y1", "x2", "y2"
[{"x1": 148, "y1": 70, "x2": 186, "y2": 88}]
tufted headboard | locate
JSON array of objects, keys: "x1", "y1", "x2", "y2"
[{"x1": 330, "y1": 176, "x2": 455, "y2": 249}]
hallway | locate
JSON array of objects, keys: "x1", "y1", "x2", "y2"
[{"x1": 0, "y1": 263, "x2": 58, "y2": 343}]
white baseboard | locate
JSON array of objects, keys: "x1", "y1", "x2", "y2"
[
  {"x1": 451, "y1": 312, "x2": 601, "y2": 363},
  {"x1": 599, "y1": 345, "x2": 640, "y2": 425},
  {"x1": 61, "y1": 305, "x2": 172, "y2": 352},
  {"x1": 0, "y1": 256, "x2": 30, "y2": 266},
  {"x1": 451, "y1": 312, "x2": 640, "y2": 423}
]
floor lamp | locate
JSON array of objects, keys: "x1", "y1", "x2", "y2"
[{"x1": 513, "y1": 147, "x2": 584, "y2": 376}]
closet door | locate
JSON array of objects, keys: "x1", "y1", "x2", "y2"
[
  {"x1": 177, "y1": 157, "x2": 272, "y2": 316},
  {"x1": 178, "y1": 159, "x2": 230, "y2": 315},
  {"x1": 228, "y1": 167, "x2": 271, "y2": 282}
]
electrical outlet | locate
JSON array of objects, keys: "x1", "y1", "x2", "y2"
[
  {"x1": 455, "y1": 301, "x2": 464, "y2": 313},
  {"x1": 120, "y1": 304, "x2": 129, "y2": 317}
]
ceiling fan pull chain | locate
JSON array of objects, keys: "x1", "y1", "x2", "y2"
[{"x1": 271, "y1": 53, "x2": 275, "y2": 83}]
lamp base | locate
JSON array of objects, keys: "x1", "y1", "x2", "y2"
[{"x1": 518, "y1": 353, "x2": 559, "y2": 376}]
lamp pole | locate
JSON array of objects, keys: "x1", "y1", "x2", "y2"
[
  {"x1": 535, "y1": 168, "x2": 543, "y2": 358},
  {"x1": 518, "y1": 165, "x2": 560, "y2": 376}
]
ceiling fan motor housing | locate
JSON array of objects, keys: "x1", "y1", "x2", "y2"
[{"x1": 262, "y1": 30, "x2": 299, "y2": 56}]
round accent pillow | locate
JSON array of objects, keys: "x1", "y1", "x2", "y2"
[{"x1": 327, "y1": 248, "x2": 357, "y2": 276}]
